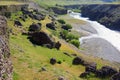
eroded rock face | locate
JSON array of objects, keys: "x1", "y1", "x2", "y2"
[{"x1": 0, "y1": 16, "x2": 12, "y2": 80}]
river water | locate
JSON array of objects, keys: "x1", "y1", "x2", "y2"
[{"x1": 69, "y1": 12, "x2": 120, "y2": 63}]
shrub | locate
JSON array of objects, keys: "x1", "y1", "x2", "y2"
[
  {"x1": 62, "y1": 24, "x2": 72, "y2": 30},
  {"x1": 58, "y1": 19, "x2": 66, "y2": 24},
  {"x1": 60, "y1": 30, "x2": 68, "y2": 39},
  {"x1": 70, "y1": 39, "x2": 80, "y2": 48},
  {"x1": 66, "y1": 34, "x2": 79, "y2": 41}
]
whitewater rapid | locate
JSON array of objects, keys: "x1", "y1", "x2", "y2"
[{"x1": 69, "y1": 12, "x2": 120, "y2": 62}]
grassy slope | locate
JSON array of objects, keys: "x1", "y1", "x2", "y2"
[
  {"x1": 8, "y1": 11, "x2": 116, "y2": 80},
  {"x1": 9, "y1": 12, "x2": 85, "y2": 80}
]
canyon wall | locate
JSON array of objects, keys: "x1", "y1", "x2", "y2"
[
  {"x1": 0, "y1": 16, "x2": 12, "y2": 80},
  {"x1": 65, "y1": 4, "x2": 120, "y2": 31},
  {"x1": 81, "y1": 4, "x2": 120, "y2": 31}
]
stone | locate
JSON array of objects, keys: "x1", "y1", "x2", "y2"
[
  {"x1": 72, "y1": 57, "x2": 84, "y2": 65},
  {"x1": 46, "y1": 22, "x2": 56, "y2": 30},
  {"x1": 28, "y1": 32, "x2": 55, "y2": 48},
  {"x1": 41, "y1": 67, "x2": 47, "y2": 71},
  {"x1": 58, "y1": 76, "x2": 65, "y2": 80},
  {"x1": 79, "y1": 72, "x2": 90, "y2": 78},
  {"x1": 29, "y1": 23, "x2": 41, "y2": 32},
  {"x1": 85, "y1": 62, "x2": 97, "y2": 73},
  {"x1": 50, "y1": 58, "x2": 56, "y2": 65},
  {"x1": 55, "y1": 41, "x2": 61, "y2": 50},
  {"x1": 14, "y1": 20, "x2": 22, "y2": 27}
]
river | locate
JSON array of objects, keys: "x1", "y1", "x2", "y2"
[{"x1": 69, "y1": 12, "x2": 120, "y2": 63}]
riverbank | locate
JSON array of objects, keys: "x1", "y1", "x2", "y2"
[{"x1": 69, "y1": 12, "x2": 120, "y2": 64}]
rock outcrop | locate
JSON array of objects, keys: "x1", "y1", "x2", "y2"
[{"x1": 0, "y1": 16, "x2": 12, "y2": 80}]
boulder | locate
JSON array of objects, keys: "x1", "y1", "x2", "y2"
[
  {"x1": 85, "y1": 62, "x2": 97, "y2": 73},
  {"x1": 50, "y1": 58, "x2": 56, "y2": 65},
  {"x1": 110, "y1": 72, "x2": 120, "y2": 80},
  {"x1": 55, "y1": 41, "x2": 61, "y2": 50},
  {"x1": 14, "y1": 20, "x2": 22, "y2": 27},
  {"x1": 72, "y1": 57, "x2": 84, "y2": 65},
  {"x1": 28, "y1": 32, "x2": 55, "y2": 48},
  {"x1": 33, "y1": 14, "x2": 45, "y2": 21},
  {"x1": 96, "y1": 66, "x2": 118, "y2": 78},
  {"x1": 46, "y1": 22, "x2": 56, "y2": 30},
  {"x1": 29, "y1": 23, "x2": 41, "y2": 32},
  {"x1": 79, "y1": 72, "x2": 90, "y2": 78}
]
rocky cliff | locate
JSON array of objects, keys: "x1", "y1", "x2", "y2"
[
  {"x1": 0, "y1": 16, "x2": 12, "y2": 80},
  {"x1": 80, "y1": 4, "x2": 120, "y2": 31}
]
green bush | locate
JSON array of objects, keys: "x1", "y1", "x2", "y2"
[
  {"x1": 70, "y1": 39, "x2": 80, "y2": 48},
  {"x1": 66, "y1": 34, "x2": 79, "y2": 41},
  {"x1": 62, "y1": 24, "x2": 72, "y2": 30},
  {"x1": 58, "y1": 19, "x2": 66, "y2": 24},
  {"x1": 60, "y1": 30, "x2": 68, "y2": 39}
]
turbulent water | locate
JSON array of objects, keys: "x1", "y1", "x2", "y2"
[{"x1": 69, "y1": 12, "x2": 120, "y2": 63}]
